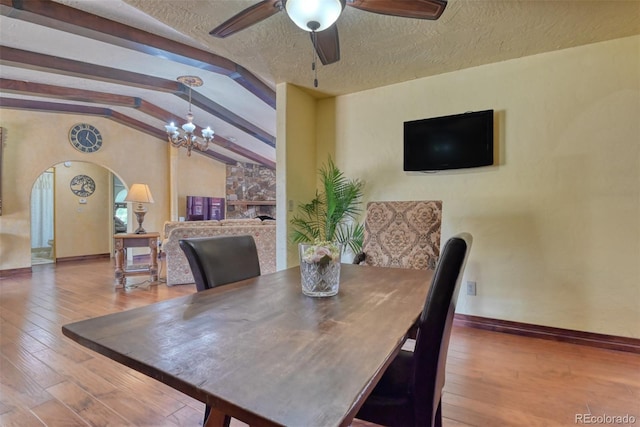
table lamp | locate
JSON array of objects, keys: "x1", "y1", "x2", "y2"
[{"x1": 124, "y1": 183, "x2": 154, "y2": 234}]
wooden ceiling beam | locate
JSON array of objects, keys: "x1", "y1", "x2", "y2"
[
  {"x1": 0, "y1": 0, "x2": 276, "y2": 108},
  {"x1": 136, "y1": 99, "x2": 276, "y2": 169},
  {"x1": 0, "y1": 47, "x2": 276, "y2": 147},
  {"x1": 0, "y1": 97, "x2": 110, "y2": 116},
  {"x1": 0, "y1": 78, "x2": 134, "y2": 106},
  {"x1": 0, "y1": 46, "x2": 177, "y2": 92},
  {"x1": 185, "y1": 85, "x2": 276, "y2": 148},
  {"x1": 0, "y1": 78, "x2": 275, "y2": 167},
  {"x1": 107, "y1": 110, "x2": 240, "y2": 165},
  {"x1": 0, "y1": 78, "x2": 276, "y2": 169},
  {"x1": 0, "y1": 97, "x2": 239, "y2": 165}
]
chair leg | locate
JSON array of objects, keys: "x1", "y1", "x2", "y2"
[{"x1": 434, "y1": 398, "x2": 443, "y2": 427}]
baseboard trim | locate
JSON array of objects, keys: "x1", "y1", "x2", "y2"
[
  {"x1": 454, "y1": 314, "x2": 639, "y2": 354},
  {"x1": 56, "y1": 253, "x2": 110, "y2": 263},
  {"x1": 0, "y1": 266, "x2": 33, "y2": 278}
]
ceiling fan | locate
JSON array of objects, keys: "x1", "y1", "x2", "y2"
[{"x1": 209, "y1": 0, "x2": 448, "y2": 66}]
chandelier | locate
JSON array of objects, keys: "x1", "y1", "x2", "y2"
[{"x1": 165, "y1": 76, "x2": 215, "y2": 156}]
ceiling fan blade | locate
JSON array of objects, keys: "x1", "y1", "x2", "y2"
[
  {"x1": 348, "y1": 0, "x2": 447, "y2": 20},
  {"x1": 311, "y1": 25, "x2": 340, "y2": 65},
  {"x1": 209, "y1": 0, "x2": 282, "y2": 38}
]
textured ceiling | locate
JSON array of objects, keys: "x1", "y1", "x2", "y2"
[
  {"x1": 1, "y1": 0, "x2": 638, "y2": 168},
  {"x1": 122, "y1": 0, "x2": 640, "y2": 95}
]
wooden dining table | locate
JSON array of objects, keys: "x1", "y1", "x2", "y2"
[{"x1": 62, "y1": 263, "x2": 433, "y2": 427}]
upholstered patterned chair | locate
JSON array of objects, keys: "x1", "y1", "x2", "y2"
[{"x1": 358, "y1": 201, "x2": 442, "y2": 270}]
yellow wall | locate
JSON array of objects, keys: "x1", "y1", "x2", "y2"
[
  {"x1": 54, "y1": 162, "x2": 111, "y2": 258},
  {"x1": 327, "y1": 36, "x2": 639, "y2": 338},
  {"x1": 0, "y1": 109, "x2": 226, "y2": 270},
  {"x1": 276, "y1": 83, "x2": 321, "y2": 268},
  {"x1": 176, "y1": 150, "x2": 227, "y2": 219}
]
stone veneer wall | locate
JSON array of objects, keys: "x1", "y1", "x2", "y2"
[{"x1": 226, "y1": 162, "x2": 276, "y2": 219}]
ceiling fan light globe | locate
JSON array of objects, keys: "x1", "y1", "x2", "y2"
[{"x1": 286, "y1": 0, "x2": 343, "y2": 32}]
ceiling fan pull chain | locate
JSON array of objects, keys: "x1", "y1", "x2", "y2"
[
  {"x1": 313, "y1": 60, "x2": 318, "y2": 88},
  {"x1": 311, "y1": 31, "x2": 318, "y2": 88}
]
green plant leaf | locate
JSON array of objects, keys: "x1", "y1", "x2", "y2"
[{"x1": 290, "y1": 157, "x2": 364, "y2": 253}]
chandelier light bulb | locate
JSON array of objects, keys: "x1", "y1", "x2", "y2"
[
  {"x1": 182, "y1": 122, "x2": 196, "y2": 133},
  {"x1": 165, "y1": 122, "x2": 178, "y2": 133}
]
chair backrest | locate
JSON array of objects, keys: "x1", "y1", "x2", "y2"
[
  {"x1": 179, "y1": 235, "x2": 261, "y2": 292},
  {"x1": 412, "y1": 232, "x2": 472, "y2": 427},
  {"x1": 361, "y1": 201, "x2": 442, "y2": 269}
]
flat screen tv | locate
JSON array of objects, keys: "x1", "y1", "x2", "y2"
[{"x1": 403, "y1": 109, "x2": 494, "y2": 172}]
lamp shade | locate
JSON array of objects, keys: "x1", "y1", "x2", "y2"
[
  {"x1": 286, "y1": 0, "x2": 344, "y2": 32},
  {"x1": 124, "y1": 184, "x2": 154, "y2": 204}
]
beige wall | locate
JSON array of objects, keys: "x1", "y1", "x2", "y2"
[
  {"x1": 276, "y1": 83, "x2": 322, "y2": 268},
  {"x1": 176, "y1": 150, "x2": 226, "y2": 219},
  {"x1": 54, "y1": 162, "x2": 111, "y2": 258},
  {"x1": 277, "y1": 36, "x2": 639, "y2": 338},
  {"x1": 0, "y1": 109, "x2": 226, "y2": 271},
  {"x1": 326, "y1": 36, "x2": 639, "y2": 338}
]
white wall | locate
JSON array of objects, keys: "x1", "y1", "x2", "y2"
[{"x1": 331, "y1": 36, "x2": 640, "y2": 338}]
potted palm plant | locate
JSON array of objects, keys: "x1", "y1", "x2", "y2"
[{"x1": 290, "y1": 158, "x2": 364, "y2": 297}]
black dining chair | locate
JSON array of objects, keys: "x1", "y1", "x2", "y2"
[
  {"x1": 179, "y1": 234, "x2": 261, "y2": 292},
  {"x1": 178, "y1": 234, "x2": 261, "y2": 426},
  {"x1": 355, "y1": 232, "x2": 472, "y2": 427}
]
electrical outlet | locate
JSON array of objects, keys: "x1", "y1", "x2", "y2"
[{"x1": 466, "y1": 281, "x2": 477, "y2": 296}]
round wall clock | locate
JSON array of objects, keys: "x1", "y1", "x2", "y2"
[
  {"x1": 69, "y1": 123, "x2": 103, "y2": 153},
  {"x1": 70, "y1": 175, "x2": 96, "y2": 197}
]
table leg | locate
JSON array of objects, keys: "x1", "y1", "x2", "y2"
[
  {"x1": 114, "y1": 239, "x2": 125, "y2": 286},
  {"x1": 204, "y1": 408, "x2": 231, "y2": 427},
  {"x1": 149, "y1": 237, "x2": 158, "y2": 282}
]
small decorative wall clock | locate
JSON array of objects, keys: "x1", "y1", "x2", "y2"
[
  {"x1": 69, "y1": 123, "x2": 103, "y2": 153},
  {"x1": 70, "y1": 174, "x2": 96, "y2": 197}
]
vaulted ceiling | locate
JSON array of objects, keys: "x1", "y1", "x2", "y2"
[{"x1": 1, "y1": 0, "x2": 638, "y2": 170}]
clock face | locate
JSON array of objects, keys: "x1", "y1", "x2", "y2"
[
  {"x1": 70, "y1": 175, "x2": 96, "y2": 197},
  {"x1": 69, "y1": 123, "x2": 103, "y2": 153}
]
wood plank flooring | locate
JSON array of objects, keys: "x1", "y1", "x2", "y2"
[{"x1": 1, "y1": 259, "x2": 638, "y2": 426}]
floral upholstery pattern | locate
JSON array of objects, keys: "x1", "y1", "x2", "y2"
[
  {"x1": 361, "y1": 201, "x2": 442, "y2": 270},
  {"x1": 163, "y1": 220, "x2": 276, "y2": 286},
  {"x1": 220, "y1": 218, "x2": 262, "y2": 226},
  {"x1": 162, "y1": 220, "x2": 220, "y2": 240}
]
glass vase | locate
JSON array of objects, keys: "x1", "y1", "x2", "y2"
[{"x1": 299, "y1": 242, "x2": 342, "y2": 297}]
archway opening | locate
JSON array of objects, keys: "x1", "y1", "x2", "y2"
[{"x1": 30, "y1": 161, "x2": 126, "y2": 265}]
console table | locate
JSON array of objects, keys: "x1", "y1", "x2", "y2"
[{"x1": 113, "y1": 232, "x2": 159, "y2": 287}]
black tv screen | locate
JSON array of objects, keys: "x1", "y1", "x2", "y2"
[{"x1": 404, "y1": 110, "x2": 494, "y2": 171}]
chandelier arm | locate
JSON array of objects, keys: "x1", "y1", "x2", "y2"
[
  {"x1": 168, "y1": 135, "x2": 187, "y2": 148},
  {"x1": 196, "y1": 140, "x2": 211, "y2": 151}
]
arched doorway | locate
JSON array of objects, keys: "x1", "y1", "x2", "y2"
[
  {"x1": 30, "y1": 169, "x2": 55, "y2": 264},
  {"x1": 30, "y1": 161, "x2": 126, "y2": 265}
]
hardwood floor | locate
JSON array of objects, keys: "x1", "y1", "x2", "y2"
[{"x1": 1, "y1": 259, "x2": 638, "y2": 427}]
